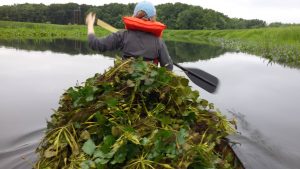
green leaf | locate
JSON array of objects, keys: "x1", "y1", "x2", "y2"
[
  {"x1": 110, "y1": 146, "x2": 127, "y2": 164},
  {"x1": 200, "y1": 99, "x2": 209, "y2": 108},
  {"x1": 126, "y1": 80, "x2": 135, "y2": 87},
  {"x1": 144, "y1": 78, "x2": 154, "y2": 85},
  {"x1": 100, "y1": 135, "x2": 116, "y2": 153},
  {"x1": 141, "y1": 137, "x2": 150, "y2": 145},
  {"x1": 126, "y1": 143, "x2": 140, "y2": 159},
  {"x1": 82, "y1": 139, "x2": 96, "y2": 156},
  {"x1": 95, "y1": 111, "x2": 106, "y2": 125},
  {"x1": 158, "y1": 115, "x2": 172, "y2": 126},
  {"x1": 80, "y1": 161, "x2": 90, "y2": 169},
  {"x1": 151, "y1": 103, "x2": 166, "y2": 114},
  {"x1": 180, "y1": 78, "x2": 189, "y2": 86},
  {"x1": 74, "y1": 122, "x2": 81, "y2": 129},
  {"x1": 156, "y1": 129, "x2": 173, "y2": 139},
  {"x1": 86, "y1": 95, "x2": 94, "y2": 102},
  {"x1": 95, "y1": 158, "x2": 109, "y2": 165},
  {"x1": 177, "y1": 128, "x2": 188, "y2": 145},
  {"x1": 133, "y1": 61, "x2": 147, "y2": 72},
  {"x1": 105, "y1": 98, "x2": 118, "y2": 107},
  {"x1": 93, "y1": 150, "x2": 105, "y2": 158},
  {"x1": 150, "y1": 70, "x2": 158, "y2": 77}
]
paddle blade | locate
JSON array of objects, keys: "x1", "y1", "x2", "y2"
[
  {"x1": 97, "y1": 19, "x2": 119, "y2": 33},
  {"x1": 184, "y1": 68, "x2": 219, "y2": 93}
]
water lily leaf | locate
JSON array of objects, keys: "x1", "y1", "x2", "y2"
[
  {"x1": 200, "y1": 99, "x2": 209, "y2": 108},
  {"x1": 80, "y1": 161, "x2": 90, "y2": 169},
  {"x1": 74, "y1": 122, "x2": 81, "y2": 129},
  {"x1": 133, "y1": 61, "x2": 147, "y2": 72},
  {"x1": 157, "y1": 129, "x2": 173, "y2": 138},
  {"x1": 86, "y1": 95, "x2": 94, "y2": 102},
  {"x1": 209, "y1": 103, "x2": 214, "y2": 109},
  {"x1": 101, "y1": 135, "x2": 116, "y2": 153},
  {"x1": 95, "y1": 158, "x2": 109, "y2": 165},
  {"x1": 159, "y1": 115, "x2": 172, "y2": 126},
  {"x1": 95, "y1": 111, "x2": 106, "y2": 125},
  {"x1": 110, "y1": 146, "x2": 127, "y2": 164},
  {"x1": 151, "y1": 103, "x2": 166, "y2": 114},
  {"x1": 93, "y1": 150, "x2": 105, "y2": 158},
  {"x1": 126, "y1": 80, "x2": 135, "y2": 87},
  {"x1": 141, "y1": 137, "x2": 150, "y2": 145},
  {"x1": 94, "y1": 149, "x2": 114, "y2": 159},
  {"x1": 144, "y1": 78, "x2": 154, "y2": 85},
  {"x1": 105, "y1": 98, "x2": 118, "y2": 107},
  {"x1": 175, "y1": 97, "x2": 183, "y2": 105},
  {"x1": 180, "y1": 78, "x2": 189, "y2": 86},
  {"x1": 177, "y1": 128, "x2": 188, "y2": 145},
  {"x1": 82, "y1": 139, "x2": 96, "y2": 156},
  {"x1": 150, "y1": 70, "x2": 158, "y2": 77}
]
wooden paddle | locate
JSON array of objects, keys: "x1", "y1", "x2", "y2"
[{"x1": 96, "y1": 18, "x2": 219, "y2": 93}]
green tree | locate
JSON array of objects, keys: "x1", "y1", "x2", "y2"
[
  {"x1": 156, "y1": 3, "x2": 191, "y2": 29},
  {"x1": 176, "y1": 7, "x2": 205, "y2": 29},
  {"x1": 0, "y1": 2, "x2": 267, "y2": 29}
]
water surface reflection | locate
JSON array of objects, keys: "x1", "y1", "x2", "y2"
[
  {"x1": 0, "y1": 39, "x2": 229, "y2": 62},
  {"x1": 179, "y1": 53, "x2": 300, "y2": 169}
]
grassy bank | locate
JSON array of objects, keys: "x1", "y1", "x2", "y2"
[
  {"x1": 0, "y1": 21, "x2": 109, "y2": 40},
  {"x1": 164, "y1": 27, "x2": 300, "y2": 67}
]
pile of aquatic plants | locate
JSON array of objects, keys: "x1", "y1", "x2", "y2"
[{"x1": 35, "y1": 58, "x2": 236, "y2": 169}]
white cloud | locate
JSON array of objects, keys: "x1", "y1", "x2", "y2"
[{"x1": 0, "y1": 0, "x2": 299, "y2": 23}]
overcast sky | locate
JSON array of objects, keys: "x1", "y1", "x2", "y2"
[{"x1": 1, "y1": 0, "x2": 299, "y2": 23}]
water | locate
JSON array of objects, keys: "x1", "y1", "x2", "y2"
[
  {"x1": 181, "y1": 53, "x2": 300, "y2": 169},
  {"x1": 0, "y1": 40, "x2": 300, "y2": 169}
]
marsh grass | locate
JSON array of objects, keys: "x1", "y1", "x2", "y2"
[
  {"x1": 164, "y1": 27, "x2": 300, "y2": 67},
  {"x1": 0, "y1": 21, "x2": 109, "y2": 40}
]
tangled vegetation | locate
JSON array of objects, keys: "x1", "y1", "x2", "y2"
[{"x1": 35, "y1": 58, "x2": 237, "y2": 169}]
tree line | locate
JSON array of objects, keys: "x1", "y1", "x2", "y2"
[{"x1": 0, "y1": 3, "x2": 267, "y2": 29}]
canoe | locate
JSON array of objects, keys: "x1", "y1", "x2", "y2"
[{"x1": 216, "y1": 138, "x2": 245, "y2": 169}]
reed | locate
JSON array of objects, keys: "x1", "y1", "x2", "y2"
[{"x1": 164, "y1": 27, "x2": 300, "y2": 67}]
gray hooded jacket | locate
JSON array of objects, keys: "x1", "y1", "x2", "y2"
[{"x1": 88, "y1": 30, "x2": 173, "y2": 70}]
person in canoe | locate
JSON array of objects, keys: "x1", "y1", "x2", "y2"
[{"x1": 85, "y1": 0, "x2": 173, "y2": 70}]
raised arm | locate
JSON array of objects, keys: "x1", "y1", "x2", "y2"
[
  {"x1": 86, "y1": 12, "x2": 96, "y2": 35},
  {"x1": 86, "y1": 13, "x2": 124, "y2": 52}
]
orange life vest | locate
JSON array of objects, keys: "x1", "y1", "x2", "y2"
[{"x1": 123, "y1": 16, "x2": 166, "y2": 37}]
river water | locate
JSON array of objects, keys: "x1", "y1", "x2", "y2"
[{"x1": 0, "y1": 39, "x2": 300, "y2": 169}]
